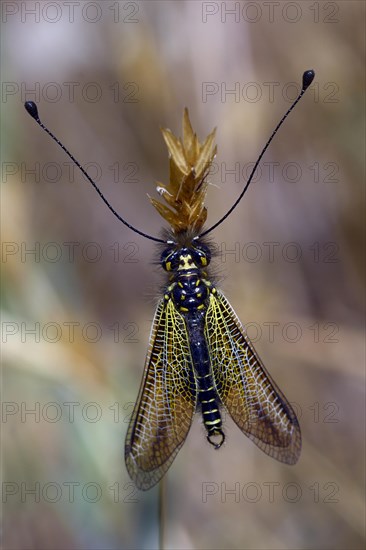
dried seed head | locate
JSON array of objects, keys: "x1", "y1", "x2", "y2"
[{"x1": 150, "y1": 108, "x2": 217, "y2": 234}]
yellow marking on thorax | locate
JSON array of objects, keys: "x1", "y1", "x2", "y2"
[{"x1": 177, "y1": 254, "x2": 195, "y2": 271}]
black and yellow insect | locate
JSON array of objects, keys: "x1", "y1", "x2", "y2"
[{"x1": 25, "y1": 69, "x2": 314, "y2": 491}]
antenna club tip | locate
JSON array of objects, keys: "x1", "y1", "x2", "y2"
[
  {"x1": 24, "y1": 101, "x2": 39, "y2": 121},
  {"x1": 302, "y1": 70, "x2": 315, "y2": 91}
]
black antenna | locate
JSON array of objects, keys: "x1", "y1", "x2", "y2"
[
  {"x1": 24, "y1": 101, "x2": 166, "y2": 244},
  {"x1": 199, "y1": 69, "x2": 315, "y2": 239},
  {"x1": 25, "y1": 70, "x2": 314, "y2": 244}
]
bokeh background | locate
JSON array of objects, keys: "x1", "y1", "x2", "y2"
[{"x1": 1, "y1": 1, "x2": 365, "y2": 549}]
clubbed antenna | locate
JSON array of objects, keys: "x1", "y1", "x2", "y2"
[
  {"x1": 200, "y1": 69, "x2": 315, "y2": 238},
  {"x1": 25, "y1": 70, "x2": 314, "y2": 243},
  {"x1": 24, "y1": 101, "x2": 166, "y2": 244}
]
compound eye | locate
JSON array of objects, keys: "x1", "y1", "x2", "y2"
[
  {"x1": 192, "y1": 244, "x2": 211, "y2": 266},
  {"x1": 161, "y1": 249, "x2": 180, "y2": 271}
]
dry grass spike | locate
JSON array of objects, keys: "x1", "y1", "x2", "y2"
[{"x1": 150, "y1": 108, "x2": 217, "y2": 234}]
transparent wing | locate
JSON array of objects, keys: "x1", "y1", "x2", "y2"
[
  {"x1": 205, "y1": 291, "x2": 301, "y2": 464},
  {"x1": 125, "y1": 298, "x2": 196, "y2": 490}
]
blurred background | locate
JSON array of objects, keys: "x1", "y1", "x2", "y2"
[{"x1": 1, "y1": 1, "x2": 365, "y2": 549}]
